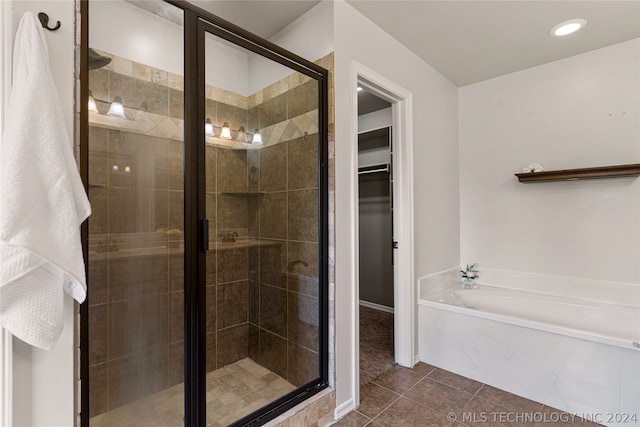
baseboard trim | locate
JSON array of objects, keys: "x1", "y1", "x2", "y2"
[
  {"x1": 359, "y1": 300, "x2": 394, "y2": 313},
  {"x1": 334, "y1": 398, "x2": 355, "y2": 420},
  {"x1": 1, "y1": 329, "x2": 12, "y2": 427}
]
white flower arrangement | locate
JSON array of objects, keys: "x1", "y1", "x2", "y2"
[{"x1": 460, "y1": 263, "x2": 479, "y2": 280}]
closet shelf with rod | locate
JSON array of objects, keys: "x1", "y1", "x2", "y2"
[{"x1": 358, "y1": 163, "x2": 390, "y2": 175}]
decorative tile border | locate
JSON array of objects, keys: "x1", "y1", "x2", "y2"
[
  {"x1": 248, "y1": 71, "x2": 313, "y2": 108},
  {"x1": 89, "y1": 49, "x2": 321, "y2": 149},
  {"x1": 259, "y1": 110, "x2": 319, "y2": 148},
  {"x1": 93, "y1": 48, "x2": 313, "y2": 110}
]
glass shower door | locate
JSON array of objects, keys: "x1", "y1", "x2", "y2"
[
  {"x1": 201, "y1": 22, "x2": 323, "y2": 426},
  {"x1": 85, "y1": 2, "x2": 327, "y2": 425},
  {"x1": 86, "y1": 1, "x2": 185, "y2": 424}
]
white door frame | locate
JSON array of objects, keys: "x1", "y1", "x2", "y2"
[{"x1": 350, "y1": 61, "x2": 415, "y2": 407}]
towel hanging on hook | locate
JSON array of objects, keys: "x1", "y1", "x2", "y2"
[
  {"x1": 1, "y1": 11, "x2": 89, "y2": 350},
  {"x1": 38, "y1": 12, "x2": 61, "y2": 31}
]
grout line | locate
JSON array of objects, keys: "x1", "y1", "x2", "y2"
[
  {"x1": 366, "y1": 393, "x2": 401, "y2": 424},
  {"x1": 368, "y1": 379, "x2": 402, "y2": 397},
  {"x1": 354, "y1": 410, "x2": 372, "y2": 421},
  {"x1": 460, "y1": 383, "x2": 485, "y2": 413},
  {"x1": 423, "y1": 374, "x2": 482, "y2": 396}
]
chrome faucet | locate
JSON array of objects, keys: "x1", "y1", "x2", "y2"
[
  {"x1": 221, "y1": 231, "x2": 238, "y2": 243},
  {"x1": 108, "y1": 237, "x2": 119, "y2": 252}
]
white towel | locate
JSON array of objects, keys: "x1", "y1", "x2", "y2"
[{"x1": 0, "y1": 12, "x2": 91, "y2": 350}]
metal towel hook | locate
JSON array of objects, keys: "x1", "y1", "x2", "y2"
[{"x1": 38, "y1": 12, "x2": 61, "y2": 31}]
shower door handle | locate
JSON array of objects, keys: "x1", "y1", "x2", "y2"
[{"x1": 201, "y1": 219, "x2": 209, "y2": 252}]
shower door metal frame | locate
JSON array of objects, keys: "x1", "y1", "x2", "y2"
[{"x1": 79, "y1": 1, "x2": 329, "y2": 426}]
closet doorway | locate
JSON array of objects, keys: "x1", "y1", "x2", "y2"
[{"x1": 357, "y1": 89, "x2": 395, "y2": 386}]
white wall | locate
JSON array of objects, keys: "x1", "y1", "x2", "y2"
[
  {"x1": 90, "y1": 0, "x2": 254, "y2": 96},
  {"x1": 459, "y1": 39, "x2": 640, "y2": 284},
  {"x1": 252, "y1": 0, "x2": 334, "y2": 91},
  {"x1": 269, "y1": 0, "x2": 334, "y2": 64},
  {"x1": 246, "y1": 0, "x2": 334, "y2": 94},
  {"x1": 203, "y1": 35, "x2": 249, "y2": 95},
  {"x1": 89, "y1": 0, "x2": 184, "y2": 76},
  {"x1": 6, "y1": 1, "x2": 77, "y2": 426},
  {"x1": 91, "y1": 0, "x2": 335, "y2": 98},
  {"x1": 333, "y1": 0, "x2": 460, "y2": 412}
]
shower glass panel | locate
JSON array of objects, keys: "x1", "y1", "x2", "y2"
[
  {"x1": 202, "y1": 28, "x2": 321, "y2": 426},
  {"x1": 85, "y1": 1, "x2": 327, "y2": 424},
  {"x1": 87, "y1": 1, "x2": 184, "y2": 425}
]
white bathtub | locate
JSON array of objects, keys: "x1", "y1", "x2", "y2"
[{"x1": 418, "y1": 268, "x2": 640, "y2": 426}]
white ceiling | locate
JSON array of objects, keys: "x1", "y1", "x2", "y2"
[
  {"x1": 346, "y1": 1, "x2": 640, "y2": 86},
  {"x1": 190, "y1": 0, "x2": 322, "y2": 39},
  {"x1": 187, "y1": 1, "x2": 640, "y2": 87}
]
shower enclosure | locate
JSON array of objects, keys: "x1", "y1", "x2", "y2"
[{"x1": 81, "y1": 1, "x2": 328, "y2": 426}]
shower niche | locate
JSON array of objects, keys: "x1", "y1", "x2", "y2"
[{"x1": 82, "y1": 1, "x2": 328, "y2": 426}]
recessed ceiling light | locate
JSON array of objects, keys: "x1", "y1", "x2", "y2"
[
  {"x1": 550, "y1": 18, "x2": 587, "y2": 37},
  {"x1": 357, "y1": 86, "x2": 363, "y2": 92}
]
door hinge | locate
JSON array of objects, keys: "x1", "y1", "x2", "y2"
[{"x1": 392, "y1": 241, "x2": 398, "y2": 249}]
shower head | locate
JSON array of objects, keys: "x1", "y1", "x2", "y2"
[{"x1": 88, "y1": 48, "x2": 111, "y2": 70}]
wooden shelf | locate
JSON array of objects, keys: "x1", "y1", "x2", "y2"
[{"x1": 515, "y1": 164, "x2": 640, "y2": 183}]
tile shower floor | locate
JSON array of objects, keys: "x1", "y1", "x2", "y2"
[
  {"x1": 90, "y1": 358, "x2": 296, "y2": 427},
  {"x1": 334, "y1": 363, "x2": 602, "y2": 427}
]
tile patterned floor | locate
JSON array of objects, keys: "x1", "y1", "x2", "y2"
[
  {"x1": 334, "y1": 363, "x2": 603, "y2": 427},
  {"x1": 90, "y1": 358, "x2": 296, "y2": 427},
  {"x1": 359, "y1": 306, "x2": 395, "y2": 386}
]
